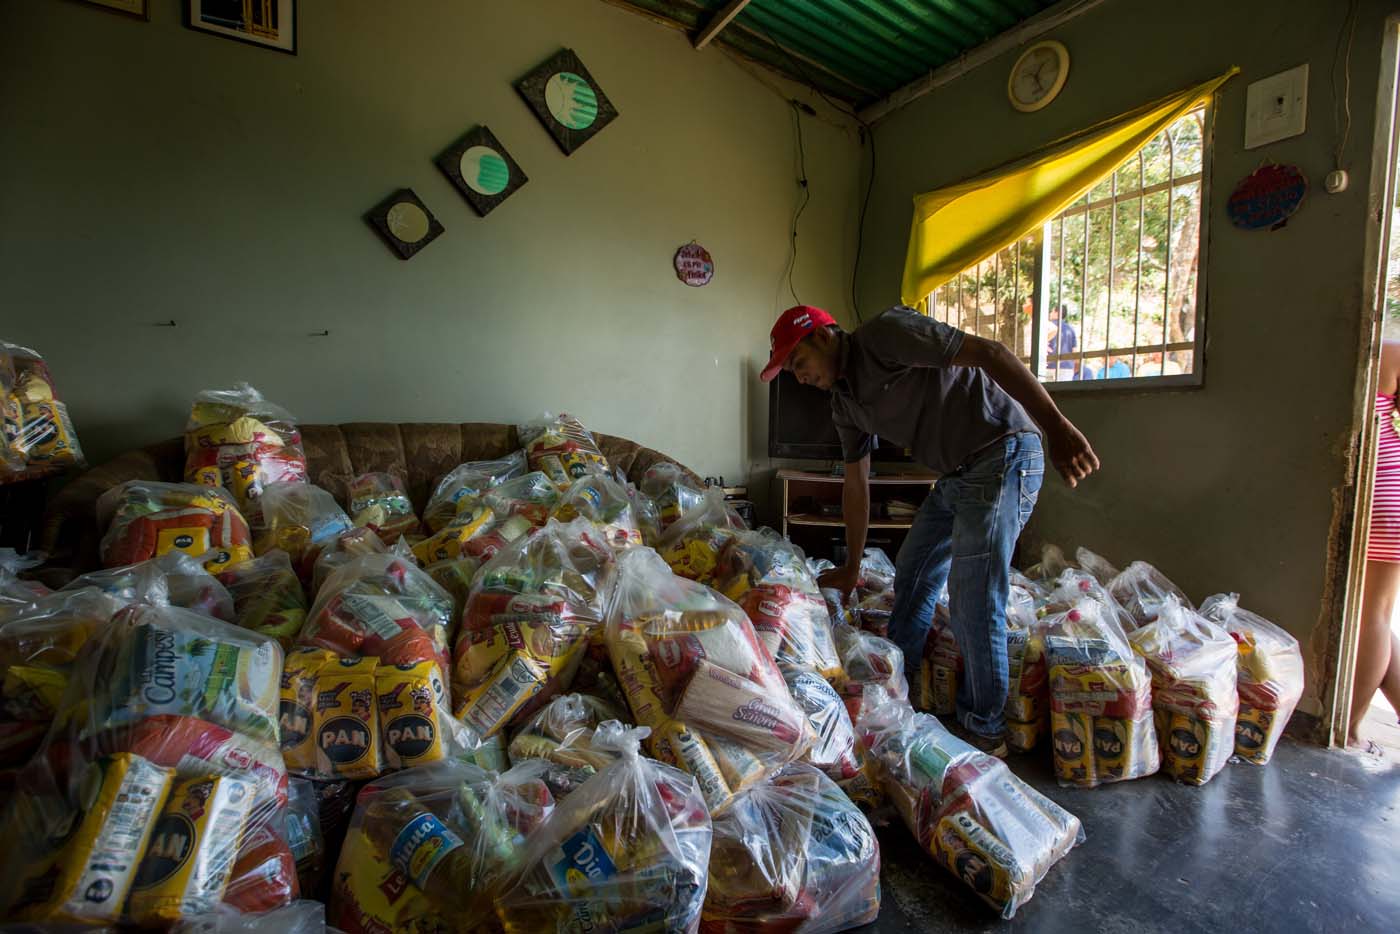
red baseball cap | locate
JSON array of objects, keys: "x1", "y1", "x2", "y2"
[{"x1": 760, "y1": 304, "x2": 837, "y2": 382}]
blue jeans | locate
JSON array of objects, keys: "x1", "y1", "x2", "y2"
[{"x1": 888, "y1": 432, "x2": 1044, "y2": 737}]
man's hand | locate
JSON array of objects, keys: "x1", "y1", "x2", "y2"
[
  {"x1": 1046, "y1": 418, "x2": 1099, "y2": 488},
  {"x1": 818, "y1": 564, "x2": 860, "y2": 600}
]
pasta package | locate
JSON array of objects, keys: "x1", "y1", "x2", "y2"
[
  {"x1": 517, "y1": 412, "x2": 611, "y2": 491},
  {"x1": 183, "y1": 383, "x2": 307, "y2": 512},
  {"x1": 98, "y1": 480, "x2": 254, "y2": 574}
]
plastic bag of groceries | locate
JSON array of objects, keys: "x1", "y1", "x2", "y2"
[
  {"x1": 1198, "y1": 593, "x2": 1305, "y2": 765},
  {"x1": 1003, "y1": 585, "x2": 1049, "y2": 755},
  {"x1": 453, "y1": 518, "x2": 614, "y2": 737},
  {"x1": 216, "y1": 550, "x2": 307, "y2": 648},
  {"x1": 858, "y1": 693, "x2": 1082, "y2": 919},
  {"x1": 251, "y1": 482, "x2": 352, "y2": 581},
  {"x1": 552, "y1": 470, "x2": 643, "y2": 550},
  {"x1": 1040, "y1": 568, "x2": 1138, "y2": 636},
  {"x1": 712, "y1": 528, "x2": 844, "y2": 681},
  {"x1": 639, "y1": 462, "x2": 705, "y2": 534},
  {"x1": 1023, "y1": 544, "x2": 1072, "y2": 584},
  {"x1": 606, "y1": 547, "x2": 813, "y2": 813},
  {"x1": 414, "y1": 495, "x2": 534, "y2": 567},
  {"x1": 301, "y1": 551, "x2": 456, "y2": 679},
  {"x1": 1108, "y1": 560, "x2": 1193, "y2": 629},
  {"x1": 517, "y1": 412, "x2": 611, "y2": 491},
  {"x1": 99, "y1": 480, "x2": 254, "y2": 574},
  {"x1": 484, "y1": 470, "x2": 562, "y2": 530},
  {"x1": 309, "y1": 528, "x2": 388, "y2": 598},
  {"x1": 0, "y1": 603, "x2": 297, "y2": 924},
  {"x1": 422, "y1": 450, "x2": 527, "y2": 533},
  {"x1": 1043, "y1": 599, "x2": 1159, "y2": 787},
  {"x1": 342, "y1": 470, "x2": 420, "y2": 544},
  {"x1": 424, "y1": 554, "x2": 481, "y2": 621},
  {"x1": 918, "y1": 603, "x2": 961, "y2": 716},
  {"x1": 856, "y1": 548, "x2": 897, "y2": 599},
  {"x1": 284, "y1": 777, "x2": 356, "y2": 903},
  {"x1": 506, "y1": 692, "x2": 630, "y2": 801},
  {"x1": 832, "y1": 620, "x2": 907, "y2": 723},
  {"x1": 0, "y1": 586, "x2": 117, "y2": 766},
  {"x1": 1074, "y1": 547, "x2": 1120, "y2": 587},
  {"x1": 1129, "y1": 596, "x2": 1238, "y2": 785},
  {"x1": 167, "y1": 898, "x2": 333, "y2": 933},
  {"x1": 183, "y1": 383, "x2": 307, "y2": 512},
  {"x1": 496, "y1": 721, "x2": 712, "y2": 933},
  {"x1": 702, "y1": 761, "x2": 879, "y2": 933},
  {"x1": 329, "y1": 757, "x2": 555, "y2": 932},
  {"x1": 617, "y1": 472, "x2": 663, "y2": 547},
  {"x1": 1, "y1": 342, "x2": 85, "y2": 472},
  {"x1": 62, "y1": 551, "x2": 234, "y2": 622},
  {"x1": 0, "y1": 548, "x2": 49, "y2": 614},
  {"x1": 657, "y1": 488, "x2": 749, "y2": 584}
]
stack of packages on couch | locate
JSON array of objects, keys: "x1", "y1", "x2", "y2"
[{"x1": 1, "y1": 340, "x2": 86, "y2": 476}]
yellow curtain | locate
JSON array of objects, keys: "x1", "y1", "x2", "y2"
[{"x1": 900, "y1": 67, "x2": 1239, "y2": 306}]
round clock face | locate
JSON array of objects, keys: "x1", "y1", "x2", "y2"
[{"x1": 1009, "y1": 41, "x2": 1069, "y2": 112}]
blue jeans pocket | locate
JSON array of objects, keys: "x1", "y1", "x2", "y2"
[{"x1": 1017, "y1": 461, "x2": 1044, "y2": 528}]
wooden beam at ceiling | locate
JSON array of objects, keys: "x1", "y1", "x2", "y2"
[{"x1": 694, "y1": 0, "x2": 751, "y2": 50}]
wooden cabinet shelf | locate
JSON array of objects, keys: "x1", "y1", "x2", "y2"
[{"x1": 778, "y1": 468, "x2": 936, "y2": 562}]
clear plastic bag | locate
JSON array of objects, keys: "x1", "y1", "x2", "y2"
[
  {"x1": 98, "y1": 480, "x2": 255, "y2": 574},
  {"x1": 507, "y1": 692, "x2": 629, "y2": 799},
  {"x1": 251, "y1": 482, "x2": 353, "y2": 581},
  {"x1": 552, "y1": 471, "x2": 642, "y2": 551},
  {"x1": 857, "y1": 693, "x2": 1083, "y2": 919},
  {"x1": 617, "y1": 472, "x2": 663, "y2": 547},
  {"x1": 639, "y1": 462, "x2": 705, "y2": 534},
  {"x1": 1004, "y1": 586, "x2": 1049, "y2": 754},
  {"x1": 309, "y1": 529, "x2": 388, "y2": 598},
  {"x1": 783, "y1": 668, "x2": 859, "y2": 783},
  {"x1": 1043, "y1": 599, "x2": 1159, "y2": 787},
  {"x1": 169, "y1": 899, "x2": 333, "y2": 933},
  {"x1": 301, "y1": 551, "x2": 456, "y2": 681},
  {"x1": 917, "y1": 603, "x2": 961, "y2": 716},
  {"x1": 1023, "y1": 544, "x2": 1072, "y2": 583},
  {"x1": 183, "y1": 383, "x2": 307, "y2": 512},
  {"x1": 453, "y1": 518, "x2": 614, "y2": 737},
  {"x1": 605, "y1": 547, "x2": 812, "y2": 813},
  {"x1": 1041, "y1": 568, "x2": 1138, "y2": 636},
  {"x1": 831, "y1": 620, "x2": 907, "y2": 726},
  {"x1": 0, "y1": 603, "x2": 296, "y2": 924},
  {"x1": 329, "y1": 757, "x2": 555, "y2": 932},
  {"x1": 422, "y1": 451, "x2": 527, "y2": 534},
  {"x1": 1129, "y1": 597, "x2": 1238, "y2": 785},
  {"x1": 216, "y1": 550, "x2": 308, "y2": 648},
  {"x1": 1199, "y1": 593, "x2": 1304, "y2": 765},
  {"x1": 856, "y1": 548, "x2": 896, "y2": 598},
  {"x1": 1074, "y1": 547, "x2": 1121, "y2": 587},
  {"x1": 517, "y1": 412, "x2": 611, "y2": 491},
  {"x1": 656, "y1": 489, "x2": 748, "y2": 584},
  {"x1": 0, "y1": 548, "x2": 48, "y2": 614},
  {"x1": 61, "y1": 551, "x2": 235, "y2": 622},
  {"x1": 413, "y1": 500, "x2": 532, "y2": 567},
  {"x1": 1, "y1": 342, "x2": 86, "y2": 473},
  {"x1": 423, "y1": 555, "x2": 481, "y2": 622},
  {"x1": 483, "y1": 471, "x2": 562, "y2": 531},
  {"x1": 496, "y1": 722, "x2": 712, "y2": 933},
  {"x1": 343, "y1": 471, "x2": 420, "y2": 544},
  {"x1": 1108, "y1": 560, "x2": 1193, "y2": 628},
  {"x1": 702, "y1": 761, "x2": 879, "y2": 933}
]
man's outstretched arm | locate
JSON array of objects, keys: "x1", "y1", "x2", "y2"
[{"x1": 818, "y1": 453, "x2": 870, "y2": 597}]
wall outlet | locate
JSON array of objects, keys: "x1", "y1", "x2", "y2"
[{"x1": 1245, "y1": 64, "x2": 1308, "y2": 150}]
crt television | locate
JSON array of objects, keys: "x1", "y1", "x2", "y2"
[{"x1": 767, "y1": 370, "x2": 913, "y2": 463}]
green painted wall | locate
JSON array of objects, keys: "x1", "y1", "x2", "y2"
[
  {"x1": 0, "y1": 0, "x2": 860, "y2": 506},
  {"x1": 857, "y1": 0, "x2": 1395, "y2": 715}
]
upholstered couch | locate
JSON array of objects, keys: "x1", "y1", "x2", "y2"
[{"x1": 42, "y1": 422, "x2": 699, "y2": 573}]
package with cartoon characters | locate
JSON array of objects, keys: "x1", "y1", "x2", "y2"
[
  {"x1": 605, "y1": 547, "x2": 812, "y2": 813},
  {"x1": 183, "y1": 383, "x2": 307, "y2": 513},
  {"x1": 329, "y1": 757, "x2": 555, "y2": 933},
  {"x1": 422, "y1": 450, "x2": 527, "y2": 534},
  {"x1": 656, "y1": 488, "x2": 749, "y2": 585},
  {"x1": 98, "y1": 480, "x2": 254, "y2": 574},
  {"x1": 61, "y1": 550, "x2": 235, "y2": 622},
  {"x1": 517, "y1": 412, "x2": 611, "y2": 491},
  {"x1": 453, "y1": 518, "x2": 614, "y2": 737},
  {"x1": 1129, "y1": 597, "x2": 1238, "y2": 785},
  {"x1": 702, "y1": 761, "x2": 879, "y2": 933},
  {"x1": 496, "y1": 722, "x2": 712, "y2": 933},
  {"x1": 1198, "y1": 593, "x2": 1305, "y2": 765},
  {"x1": 858, "y1": 693, "x2": 1082, "y2": 919},
  {"x1": 1, "y1": 341, "x2": 85, "y2": 473},
  {"x1": 0, "y1": 603, "x2": 298, "y2": 924}
]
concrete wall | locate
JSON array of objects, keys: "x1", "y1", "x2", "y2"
[
  {"x1": 0, "y1": 0, "x2": 861, "y2": 513},
  {"x1": 856, "y1": 0, "x2": 1396, "y2": 715}
]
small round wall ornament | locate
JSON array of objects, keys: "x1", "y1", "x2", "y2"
[
  {"x1": 1227, "y1": 163, "x2": 1307, "y2": 230},
  {"x1": 674, "y1": 241, "x2": 714, "y2": 287}
]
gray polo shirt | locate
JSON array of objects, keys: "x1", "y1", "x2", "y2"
[{"x1": 830, "y1": 306, "x2": 1038, "y2": 473}]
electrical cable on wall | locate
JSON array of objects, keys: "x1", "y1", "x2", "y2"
[
  {"x1": 786, "y1": 101, "x2": 811, "y2": 304},
  {"x1": 1331, "y1": 0, "x2": 1359, "y2": 172}
]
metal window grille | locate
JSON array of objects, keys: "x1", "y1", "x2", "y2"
[{"x1": 928, "y1": 105, "x2": 1211, "y2": 389}]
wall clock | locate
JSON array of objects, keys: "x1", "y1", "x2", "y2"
[{"x1": 1008, "y1": 40, "x2": 1069, "y2": 113}]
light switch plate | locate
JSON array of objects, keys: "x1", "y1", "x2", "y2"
[{"x1": 1245, "y1": 64, "x2": 1308, "y2": 150}]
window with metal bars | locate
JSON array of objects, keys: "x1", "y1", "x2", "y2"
[{"x1": 926, "y1": 106, "x2": 1210, "y2": 388}]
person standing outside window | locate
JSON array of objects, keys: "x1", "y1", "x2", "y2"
[
  {"x1": 1047, "y1": 304, "x2": 1078, "y2": 380},
  {"x1": 760, "y1": 304, "x2": 1099, "y2": 756}
]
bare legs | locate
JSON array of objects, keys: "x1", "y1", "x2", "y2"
[{"x1": 1349, "y1": 560, "x2": 1400, "y2": 746}]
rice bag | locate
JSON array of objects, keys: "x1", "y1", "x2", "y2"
[
  {"x1": 605, "y1": 547, "x2": 811, "y2": 813},
  {"x1": 98, "y1": 480, "x2": 255, "y2": 574},
  {"x1": 702, "y1": 761, "x2": 879, "y2": 933},
  {"x1": 1198, "y1": 593, "x2": 1305, "y2": 765},
  {"x1": 183, "y1": 383, "x2": 307, "y2": 513},
  {"x1": 217, "y1": 550, "x2": 307, "y2": 648},
  {"x1": 61, "y1": 551, "x2": 234, "y2": 622},
  {"x1": 496, "y1": 722, "x2": 712, "y2": 933},
  {"x1": 250, "y1": 483, "x2": 352, "y2": 581},
  {"x1": 1043, "y1": 599, "x2": 1159, "y2": 787},
  {"x1": 1129, "y1": 597, "x2": 1239, "y2": 785},
  {"x1": 657, "y1": 489, "x2": 748, "y2": 585},
  {"x1": 1, "y1": 342, "x2": 85, "y2": 472},
  {"x1": 858, "y1": 693, "x2": 1083, "y2": 919},
  {"x1": 344, "y1": 471, "x2": 421, "y2": 544},
  {"x1": 517, "y1": 412, "x2": 610, "y2": 491},
  {"x1": 422, "y1": 450, "x2": 527, "y2": 533},
  {"x1": 552, "y1": 471, "x2": 643, "y2": 551},
  {"x1": 1108, "y1": 561, "x2": 1193, "y2": 629},
  {"x1": 639, "y1": 462, "x2": 705, "y2": 534},
  {"x1": 453, "y1": 518, "x2": 614, "y2": 736}
]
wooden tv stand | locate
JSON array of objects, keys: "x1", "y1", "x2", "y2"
[{"x1": 777, "y1": 468, "x2": 936, "y2": 563}]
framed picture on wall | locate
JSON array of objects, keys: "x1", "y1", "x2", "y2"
[
  {"x1": 437, "y1": 126, "x2": 529, "y2": 217},
  {"x1": 80, "y1": 0, "x2": 150, "y2": 19},
  {"x1": 516, "y1": 48, "x2": 618, "y2": 156},
  {"x1": 185, "y1": 0, "x2": 297, "y2": 54}
]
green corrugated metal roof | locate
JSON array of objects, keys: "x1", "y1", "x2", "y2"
[{"x1": 604, "y1": 0, "x2": 1062, "y2": 106}]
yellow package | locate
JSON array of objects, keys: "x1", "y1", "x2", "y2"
[
  {"x1": 314, "y1": 657, "x2": 382, "y2": 780},
  {"x1": 329, "y1": 827, "x2": 467, "y2": 933},
  {"x1": 1091, "y1": 716, "x2": 1131, "y2": 780},
  {"x1": 1006, "y1": 718, "x2": 1041, "y2": 755},
  {"x1": 1050, "y1": 710, "x2": 1095, "y2": 787},
  {"x1": 608, "y1": 626, "x2": 668, "y2": 728},
  {"x1": 412, "y1": 505, "x2": 494, "y2": 565},
  {"x1": 649, "y1": 718, "x2": 732, "y2": 813},
  {"x1": 1235, "y1": 704, "x2": 1280, "y2": 765},
  {"x1": 13, "y1": 401, "x2": 82, "y2": 465},
  {"x1": 280, "y1": 647, "x2": 336, "y2": 773},
  {"x1": 1158, "y1": 709, "x2": 1217, "y2": 783},
  {"x1": 930, "y1": 811, "x2": 1032, "y2": 915},
  {"x1": 454, "y1": 655, "x2": 547, "y2": 738},
  {"x1": 127, "y1": 775, "x2": 254, "y2": 925},
  {"x1": 13, "y1": 753, "x2": 173, "y2": 923},
  {"x1": 377, "y1": 661, "x2": 447, "y2": 770},
  {"x1": 188, "y1": 415, "x2": 282, "y2": 449},
  {"x1": 705, "y1": 733, "x2": 766, "y2": 796}
]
